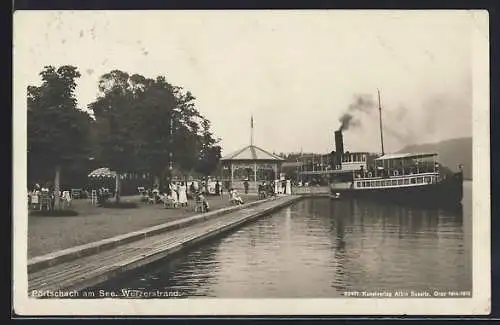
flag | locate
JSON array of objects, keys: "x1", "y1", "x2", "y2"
[{"x1": 251, "y1": 115, "x2": 254, "y2": 128}]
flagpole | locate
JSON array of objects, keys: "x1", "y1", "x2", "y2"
[
  {"x1": 378, "y1": 89, "x2": 385, "y2": 156},
  {"x1": 250, "y1": 115, "x2": 254, "y2": 146}
]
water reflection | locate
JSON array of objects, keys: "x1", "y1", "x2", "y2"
[{"x1": 93, "y1": 185, "x2": 472, "y2": 298}]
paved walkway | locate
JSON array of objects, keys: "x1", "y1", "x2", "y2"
[
  {"x1": 28, "y1": 193, "x2": 258, "y2": 258},
  {"x1": 28, "y1": 196, "x2": 299, "y2": 295}
]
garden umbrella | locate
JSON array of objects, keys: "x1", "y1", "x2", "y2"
[{"x1": 88, "y1": 167, "x2": 116, "y2": 178}]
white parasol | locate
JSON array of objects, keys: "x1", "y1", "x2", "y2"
[{"x1": 88, "y1": 167, "x2": 117, "y2": 178}]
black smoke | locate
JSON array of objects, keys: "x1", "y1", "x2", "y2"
[{"x1": 338, "y1": 94, "x2": 376, "y2": 131}]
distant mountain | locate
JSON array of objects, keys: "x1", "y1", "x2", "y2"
[{"x1": 397, "y1": 137, "x2": 472, "y2": 180}]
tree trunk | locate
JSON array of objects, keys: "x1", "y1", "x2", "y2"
[
  {"x1": 54, "y1": 165, "x2": 61, "y2": 210},
  {"x1": 115, "y1": 173, "x2": 121, "y2": 203},
  {"x1": 154, "y1": 175, "x2": 160, "y2": 188}
]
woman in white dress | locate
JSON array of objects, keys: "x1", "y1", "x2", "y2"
[
  {"x1": 285, "y1": 179, "x2": 292, "y2": 195},
  {"x1": 230, "y1": 188, "x2": 244, "y2": 205},
  {"x1": 178, "y1": 181, "x2": 188, "y2": 207},
  {"x1": 31, "y1": 184, "x2": 41, "y2": 210},
  {"x1": 169, "y1": 183, "x2": 179, "y2": 207}
]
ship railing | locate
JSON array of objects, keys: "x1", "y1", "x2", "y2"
[
  {"x1": 354, "y1": 173, "x2": 441, "y2": 189},
  {"x1": 354, "y1": 169, "x2": 439, "y2": 180}
]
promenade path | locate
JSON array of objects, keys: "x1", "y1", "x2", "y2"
[
  {"x1": 28, "y1": 195, "x2": 300, "y2": 295},
  {"x1": 28, "y1": 193, "x2": 258, "y2": 258}
]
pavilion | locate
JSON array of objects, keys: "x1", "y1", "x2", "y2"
[
  {"x1": 220, "y1": 116, "x2": 284, "y2": 192},
  {"x1": 220, "y1": 145, "x2": 285, "y2": 192}
]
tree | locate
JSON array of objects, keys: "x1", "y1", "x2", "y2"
[
  {"x1": 89, "y1": 70, "x2": 222, "y2": 196},
  {"x1": 27, "y1": 65, "x2": 92, "y2": 209},
  {"x1": 195, "y1": 118, "x2": 222, "y2": 177},
  {"x1": 130, "y1": 75, "x2": 176, "y2": 187},
  {"x1": 170, "y1": 88, "x2": 204, "y2": 178},
  {"x1": 88, "y1": 70, "x2": 140, "y2": 203}
]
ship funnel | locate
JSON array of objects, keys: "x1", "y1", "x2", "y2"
[
  {"x1": 335, "y1": 131, "x2": 344, "y2": 155},
  {"x1": 334, "y1": 130, "x2": 344, "y2": 168}
]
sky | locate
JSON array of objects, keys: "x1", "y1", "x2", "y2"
[{"x1": 15, "y1": 10, "x2": 479, "y2": 156}]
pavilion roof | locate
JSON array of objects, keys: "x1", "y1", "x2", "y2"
[
  {"x1": 374, "y1": 152, "x2": 438, "y2": 161},
  {"x1": 220, "y1": 145, "x2": 285, "y2": 161}
]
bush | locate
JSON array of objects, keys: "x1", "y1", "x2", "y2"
[
  {"x1": 29, "y1": 209, "x2": 79, "y2": 217},
  {"x1": 100, "y1": 201, "x2": 138, "y2": 209}
]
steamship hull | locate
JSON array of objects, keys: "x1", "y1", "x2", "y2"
[{"x1": 330, "y1": 172, "x2": 463, "y2": 208}]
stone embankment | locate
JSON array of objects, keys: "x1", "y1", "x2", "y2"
[{"x1": 28, "y1": 195, "x2": 301, "y2": 295}]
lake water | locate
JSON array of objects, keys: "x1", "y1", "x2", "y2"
[{"x1": 91, "y1": 181, "x2": 472, "y2": 298}]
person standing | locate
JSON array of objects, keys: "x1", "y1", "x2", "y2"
[
  {"x1": 215, "y1": 180, "x2": 220, "y2": 196},
  {"x1": 285, "y1": 179, "x2": 292, "y2": 195},
  {"x1": 152, "y1": 184, "x2": 160, "y2": 203},
  {"x1": 31, "y1": 184, "x2": 41, "y2": 210},
  {"x1": 178, "y1": 181, "x2": 188, "y2": 207},
  {"x1": 190, "y1": 182, "x2": 196, "y2": 196},
  {"x1": 170, "y1": 182, "x2": 179, "y2": 206},
  {"x1": 243, "y1": 179, "x2": 249, "y2": 194}
]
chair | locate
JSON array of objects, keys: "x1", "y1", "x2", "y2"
[
  {"x1": 152, "y1": 190, "x2": 161, "y2": 204},
  {"x1": 70, "y1": 189, "x2": 81, "y2": 199},
  {"x1": 163, "y1": 196, "x2": 172, "y2": 208},
  {"x1": 30, "y1": 191, "x2": 40, "y2": 210},
  {"x1": 61, "y1": 191, "x2": 72, "y2": 208},
  {"x1": 39, "y1": 192, "x2": 51, "y2": 211},
  {"x1": 164, "y1": 195, "x2": 179, "y2": 209},
  {"x1": 144, "y1": 190, "x2": 156, "y2": 204},
  {"x1": 90, "y1": 190, "x2": 98, "y2": 205},
  {"x1": 163, "y1": 196, "x2": 174, "y2": 209},
  {"x1": 194, "y1": 195, "x2": 205, "y2": 213},
  {"x1": 140, "y1": 192, "x2": 149, "y2": 203}
]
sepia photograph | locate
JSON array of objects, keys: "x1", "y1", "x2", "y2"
[{"x1": 13, "y1": 9, "x2": 490, "y2": 315}]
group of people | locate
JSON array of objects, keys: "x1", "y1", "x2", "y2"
[
  {"x1": 257, "y1": 181, "x2": 276, "y2": 199},
  {"x1": 95, "y1": 187, "x2": 112, "y2": 206},
  {"x1": 140, "y1": 181, "x2": 212, "y2": 211},
  {"x1": 28, "y1": 183, "x2": 72, "y2": 210},
  {"x1": 245, "y1": 178, "x2": 293, "y2": 195}
]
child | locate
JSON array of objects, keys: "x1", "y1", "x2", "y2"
[{"x1": 198, "y1": 192, "x2": 210, "y2": 212}]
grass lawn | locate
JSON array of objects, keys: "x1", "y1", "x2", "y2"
[{"x1": 28, "y1": 193, "x2": 258, "y2": 258}]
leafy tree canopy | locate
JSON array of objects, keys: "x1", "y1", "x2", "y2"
[{"x1": 27, "y1": 65, "x2": 92, "y2": 183}]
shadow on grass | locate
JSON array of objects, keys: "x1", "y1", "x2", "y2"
[
  {"x1": 100, "y1": 201, "x2": 139, "y2": 209},
  {"x1": 29, "y1": 209, "x2": 79, "y2": 217}
]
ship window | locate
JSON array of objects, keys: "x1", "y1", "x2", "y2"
[
  {"x1": 425, "y1": 176, "x2": 431, "y2": 183},
  {"x1": 362, "y1": 182, "x2": 366, "y2": 187},
  {"x1": 404, "y1": 178, "x2": 410, "y2": 185},
  {"x1": 398, "y1": 179, "x2": 403, "y2": 185},
  {"x1": 391, "y1": 180, "x2": 397, "y2": 186},
  {"x1": 417, "y1": 177, "x2": 423, "y2": 184},
  {"x1": 371, "y1": 181, "x2": 376, "y2": 187},
  {"x1": 411, "y1": 178, "x2": 416, "y2": 184},
  {"x1": 376, "y1": 181, "x2": 381, "y2": 186},
  {"x1": 385, "y1": 180, "x2": 391, "y2": 186},
  {"x1": 357, "y1": 182, "x2": 361, "y2": 187}
]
